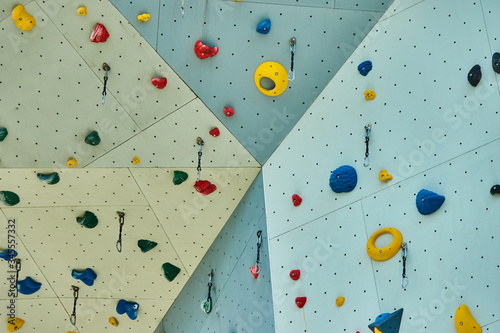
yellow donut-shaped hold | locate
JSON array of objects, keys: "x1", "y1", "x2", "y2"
[
  {"x1": 366, "y1": 227, "x2": 403, "y2": 261},
  {"x1": 254, "y1": 61, "x2": 289, "y2": 96}
]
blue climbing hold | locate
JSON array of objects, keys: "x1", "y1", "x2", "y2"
[
  {"x1": 0, "y1": 249, "x2": 17, "y2": 261},
  {"x1": 416, "y1": 189, "x2": 445, "y2": 215},
  {"x1": 329, "y1": 165, "x2": 357, "y2": 193},
  {"x1": 37, "y1": 172, "x2": 60, "y2": 185},
  {"x1": 17, "y1": 276, "x2": 42, "y2": 295},
  {"x1": 256, "y1": 18, "x2": 271, "y2": 34},
  {"x1": 358, "y1": 60, "x2": 373, "y2": 76},
  {"x1": 71, "y1": 268, "x2": 97, "y2": 286},
  {"x1": 369, "y1": 308, "x2": 403, "y2": 333},
  {"x1": 116, "y1": 299, "x2": 139, "y2": 320}
]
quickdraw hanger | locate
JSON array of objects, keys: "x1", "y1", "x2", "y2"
[
  {"x1": 194, "y1": 137, "x2": 217, "y2": 195},
  {"x1": 102, "y1": 63, "x2": 110, "y2": 106},
  {"x1": 116, "y1": 211, "x2": 125, "y2": 253},
  {"x1": 401, "y1": 242, "x2": 408, "y2": 288},
  {"x1": 201, "y1": 270, "x2": 213, "y2": 314},
  {"x1": 250, "y1": 231, "x2": 262, "y2": 279},
  {"x1": 364, "y1": 124, "x2": 371, "y2": 167},
  {"x1": 70, "y1": 285, "x2": 79, "y2": 325},
  {"x1": 288, "y1": 37, "x2": 296, "y2": 81}
]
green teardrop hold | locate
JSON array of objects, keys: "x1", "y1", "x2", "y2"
[
  {"x1": 0, "y1": 128, "x2": 7, "y2": 142},
  {"x1": 76, "y1": 211, "x2": 98, "y2": 228},
  {"x1": 37, "y1": 172, "x2": 60, "y2": 185},
  {"x1": 138, "y1": 239, "x2": 158, "y2": 253},
  {"x1": 162, "y1": 262, "x2": 181, "y2": 282},
  {"x1": 0, "y1": 191, "x2": 20, "y2": 206},
  {"x1": 85, "y1": 131, "x2": 101, "y2": 146},
  {"x1": 173, "y1": 171, "x2": 188, "y2": 185}
]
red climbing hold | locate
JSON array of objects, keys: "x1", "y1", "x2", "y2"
[
  {"x1": 90, "y1": 23, "x2": 109, "y2": 43},
  {"x1": 295, "y1": 297, "x2": 307, "y2": 308},
  {"x1": 194, "y1": 180, "x2": 217, "y2": 195},
  {"x1": 224, "y1": 107, "x2": 234, "y2": 117},
  {"x1": 292, "y1": 194, "x2": 302, "y2": 207},
  {"x1": 210, "y1": 128, "x2": 220, "y2": 137},
  {"x1": 151, "y1": 77, "x2": 167, "y2": 89},
  {"x1": 250, "y1": 265, "x2": 260, "y2": 279},
  {"x1": 194, "y1": 40, "x2": 218, "y2": 59},
  {"x1": 290, "y1": 270, "x2": 300, "y2": 280}
]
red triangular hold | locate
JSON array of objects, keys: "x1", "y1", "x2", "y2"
[
  {"x1": 292, "y1": 194, "x2": 302, "y2": 206},
  {"x1": 295, "y1": 297, "x2": 307, "y2": 308}
]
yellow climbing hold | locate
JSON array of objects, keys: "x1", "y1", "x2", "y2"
[
  {"x1": 132, "y1": 157, "x2": 140, "y2": 165},
  {"x1": 254, "y1": 61, "x2": 289, "y2": 97},
  {"x1": 366, "y1": 227, "x2": 403, "y2": 261},
  {"x1": 68, "y1": 331, "x2": 77, "y2": 333},
  {"x1": 455, "y1": 305, "x2": 482, "y2": 333},
  {"x1": 7, "y1": 317, "x2": 24, "y2": 332},
  {"x1": 138, "y1": 13, "x2": 151, "y2": 22},
  {"x1": 364, "y1": 89, "x2": 376, "y2": 100},
  {"x1": 77, "y1": 7, "x2": 87, "y2": 16},
  {"x1": 374, "y1": 328, "x2": 382, "y2": 333},
  {"x1": 11, "y1": 5, "x2": 35, "y2": 31},
  {"x1": 335, "y1": 297, "x2": 345, "y2": 307},
  {"x1": 109, "y1": 316, "x2": 118, "y2": 327},
  {"x1": 378, "y1": 169, "x2": 393, "y2": 181},
  {"x1": 67, "y1": 158, "x2": 77, "y2": 168}
]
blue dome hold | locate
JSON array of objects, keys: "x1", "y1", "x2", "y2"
[
  {"x1": 72, "y1": 268, "x2": 97, "y2": 286},
  {"x1": 256, "y1": 19, "x2": 271, "y2": 34},
  {"x1": 329, "y1": 165, "x2": 357, "y2": 193},
  {"x1": 0, "y1": 249, "x2": 17, "y2": 261},
  {"x1": 358, "y1": 60, "x2": 372, "y2": 76},
  {"x1": 416, "y1": 189, "x2": 445, "y2": 215},
  {"x1": 117, "y1": 299, "x2": 139, "y2": 320},
  {"x1": 17, "y1": 276, "x2": 42, "y2": 295}
]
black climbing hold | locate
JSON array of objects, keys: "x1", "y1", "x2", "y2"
[
  {"x1": 491, "y1": 185, "x2": 500, "y2": 195},
  {"x1": 85, "y1": 130, "x2": 101, "y2": 146},
  {"x1": 172, "y1": 171, "x2": 188, "y2": 185},
  {"x1": 76, "y1": 211, "x2": 98, "y2": 228},
  {"x1": 467, "y1": 65, "x2": 481, "y2": 87},
  {"x1": 493, "y1": 53, "x2": 500, "y2": 74},
  {"x1": 0, "y1": 191, "x2": 20, "y2": 206},
  {"x1": 138, "y1": 239, "x2": 158, "y2": 253},
  {"x1": 0, "y1": 128, "x2": 7, "y2": 142},
  {"x1": 162, "y1": 262, "x2": 181, "y2": 282},
  {"x1": 37, "y1": 172, "x2": 60, "y2": 185}
]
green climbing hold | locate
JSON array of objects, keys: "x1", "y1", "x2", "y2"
[
  {"x1": 172, "y1": 171, "x2": 188, "y2": 185},
  {"x1": 0, "y1": 191, "x2": 20, "y2": 206},
  {"x1": 37, "y1": 172, "x2": 60, "y2": 185},
  {"x1": 138, "y1": 239, "x2": 158, "y2": 253},
  {"x1": 76, "y1": 211, "x2": 98, "y2": 228},
  {"x1": 85, "y1": 130, "x2": 101, "y2": 146},
  {"x1": 0, "y1": 128, "x2": 7, "y2": 142},
  {"x1": 162, "y1": 262, "x2": 181, "y2": 282}
]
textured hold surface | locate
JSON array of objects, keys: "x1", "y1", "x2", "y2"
[
  {"x1": 290, "y1": 269, "x2": 300, "y2": 280},
  {"x1": 223, "y1": 107, "x2": 234, "y2": 117},
  {"x1": 292, "y1": 194, "x2": 302, "y2": 207},
  {"x1": 295, "y1": 297, "x2": 307, "y2": 308},
  {"x1": 194, "y1": 40, "x2": 218, "y2": 59},
  {"x1": 37, "y1": 172, "x2": 60, "y2": 185},
  {"x1": 76, "y1": 211, "x2": 99, "y2": 228},
  {"x1": 329, "y1": 166, "x2": 357, "y2": 193},
  {"x1": 77, "y1": 6, "x2": 87, "y2": 16},
  {"x1": 67, "y1": 158, "x2": 78, "y2": 167},
  {"x1": 468, "y1": 64, "x2": 482, "y2": 87},
  {"x1": 335, "y1": 297, "x2": 345, "y2": 307},
  {"x1": 152, "y1": 77, "x2": 167, "y2": 89},
  {"x1": 378, "y1": 169, "x2": 393, "y2": 182},
  {"x1": 0, "y1": 127, "x2": 8, "y2": 141},
  {"x1": 85, "y1": 131, "x2": 101, "y2": 146},
  {"x1": 364, "y1": 89, "x2": 376, "y2": 100},
  {"x1": 454, "y1": 305, "x2": 482, "y2": 333},
  {"x1": 11, "y1": 5, "x2": 35, "y2": 31},
  {"x1": 0, "y1": 191, "x2": 20, "y2": 206},
  {"x1": 194, "y1": 180, "x2": 217, "y2": 195},
  {"x1": 256, "y1": 18, "x2": 271, "y2": 34},
  {"x1": 116, "y1": 299, "x2": 139, "y2": 320},
  {"x1": 0, "y1": 249, "x2": 17, "y2": 261},
  {"x1": 368, "y1": 308, "x2": 403, "y2": 333},
  {"x1": 250, "y1": 264, "x2": 260, "y2": 279},
  {"x1": 138, "y1": 239, "x2": 158, "y2": 253},
  {"x1": 71, "y1": 268, "x2": 97, "y2": 286},
  {"x1": 7, "y1": 317, "x2": 25, "y2": 332},
  {"x1": 416, "y1": 189, "x2": 445, "y2": 215},
  {"x1": 209, "y1": 127, "x2": 220, "y2": 137},
  {"x1": 358, "y1": 60, "x2": 373, "y2": 76},
  {"x1": 109, "y1": 317, "x2": 118, "y2": 327},
  {"x1": 90, "y1": 23, "x2": 110, "y2": 43},
  {"x1": 17, "y1": 276, "x2": 42, "y2": 295},
  {"x1": 162, "y1": 262, "x2": 181, "y2": 282},
  {"x1": 172, "y1": 171, "x2": 188, "y2": 185}
]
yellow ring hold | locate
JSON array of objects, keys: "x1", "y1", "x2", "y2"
[
  {"x1": 454, "y1": 305, "x2": 482, "y2": 333},
  {"x1": 132, "y1": 157, "x2": 140, "y2": 165},
  {"x1": 366, "y1": 227, "x2": 403, "y2": 261},
  {"x1": 378, "y1": 169, "x2": 393, "y2": 181},
  {"x1": 77, "y1": 7, "x2": 87, "y2": 16},
  {"x1": 335, "y1": 297, "x2": 345, "y2": 307},
  {"x1": 67, "y1": 158, "x2": 77, "y2": 168},
  {"x1": 254, "y1": 61, "x2": 289, "y2": 96},
  {"x1": 109, "y1": 316, "x2": 118, "y2": 327},
  {"x1": 364, "y1": 89, "x2": 376, "y2": 100}
]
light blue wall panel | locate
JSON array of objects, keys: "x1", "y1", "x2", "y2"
[{"x1": 156, "y1": 172, "x2": 274, "y2": 333}]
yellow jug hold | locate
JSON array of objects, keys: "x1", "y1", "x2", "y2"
[{"x1": 11, "y1": 5, "x2": 35, "y2": 31}]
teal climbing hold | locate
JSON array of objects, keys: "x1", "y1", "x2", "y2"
[
  {"x1": 369, "y1": 308, "x2": 403, "y2": 333},
  {"x1": 85, "y1": 130, "x2": 101, "y2": 146},
  {"x1": 0, "y1": 128, "x2": 7, "y2": 142},
  {"x1": 37, "y1": 172, "x2": 60, "y2": 185},
  {"x1": 138, "y1": 240, "x2": 158, "y2": 253},
  {"x1": 0, "y1": 191, "x2": 20, "y2": 206},
  {"x1": 76, "y1": 211, "x2": 98, "y2": 228},
  {"x1": 162, "y1": 262, "x2": 181, "y2": 282},
  {"x1": 173, "y1": 171, "x2": 188, "y2": 185}
]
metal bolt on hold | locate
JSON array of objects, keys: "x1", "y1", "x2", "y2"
[{"x1": 102, "y1": 63, "x2": 111, "y2": 71}]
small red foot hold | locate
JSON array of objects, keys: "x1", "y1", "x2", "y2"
[
  {"x1": 210, "y1": 128, "x2": 220, "y2": 137},
  {"x1": 224, "y1": 107, "x2": 234, "y2": 117},
  {"x1": 295, "y1": 297, "x2": 307, "y2": 309},
  {"x1": 290, "y1": 270, "x2": 300, "y2": 280},
  {"x1": 194, "y1": 40, "x2": 218, "y2": 59},
  {"x1": 90, "y1": 23, "x2": 109, "y2": 43},
  {"x1": 151, "y1": 77, "x2": 167, "y2": 89},
  {"x1": 250, "y1": 265, "x2": 260, "y2": 279},
  {"x1": 194, "y1": 180, "x2": 217, "y2": 195},
  {"x1": 292, "y1": 194, "x2": 302, "y2": 206}
]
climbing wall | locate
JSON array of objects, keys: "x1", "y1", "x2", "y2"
[
  {"x1": 263, "y1": 0, "x2": 500, "y2": 331},
  {"x1": 156, "y1": 173, "x2": 275, "y2": 333},
  {"x1": 112, "y1": 0, "x2": 393, "y2": 164}
]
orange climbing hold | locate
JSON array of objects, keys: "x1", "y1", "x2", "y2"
[
  {"x1": 7, "y1": 317, "x2": 24, "y2": 332},
  {"x1": 67, "y1": 158, "x2": 77, "y2": 167},
  {"x1": 77, "y1": 7, "x2": 87, "y2": 16},
  {"x1": 335, "y1": 297, "x2": 345, "y2": 307},
  {"x1": 132, "y1": 157, "x2": 140, "y2": 164}
]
